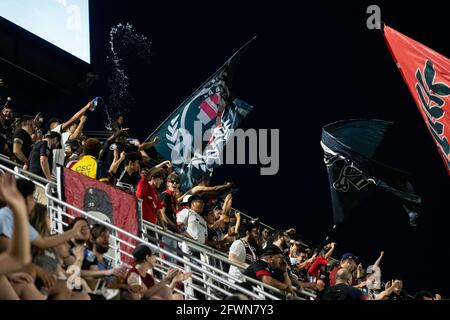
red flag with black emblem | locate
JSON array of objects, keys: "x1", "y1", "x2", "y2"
[
  {"x1": 63, "y1": 168, "x2": 139, "y2": 265},
  {"x1": 383, "y1": 25, "x2": 450, "y2": 175}
]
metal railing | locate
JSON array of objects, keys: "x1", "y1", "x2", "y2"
[
  {"x1": 0, "y1": 155, "x2": 317, "y2": 300},
  {"x1": 43, "y1": 180, "x2": 282, "y2": 300},
  {"x1": 142, "y1": 221, "x2": 315, "y2": 300}
]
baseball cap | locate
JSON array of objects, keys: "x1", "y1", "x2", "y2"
[
  {"x1": 180, "y1": 195, "x2": 192, "y2": 205},
  {"x1": 261, "y1": 245, "x2": 284, "y2": 257},
  {"x1": 341, "y1": 253, "x2": 358, "y2": 261}
]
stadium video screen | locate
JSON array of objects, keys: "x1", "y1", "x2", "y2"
[{"x1": 0, "y1": 0, "x2": 91, "y2": 63}]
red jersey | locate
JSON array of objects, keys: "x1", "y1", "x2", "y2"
[{"x1": 136, "y1": 176, "x2": 162, "y2": 224}]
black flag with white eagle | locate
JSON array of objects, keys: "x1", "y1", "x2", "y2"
[{"x1": 320, "y1": 119, "x2": 421, "y2": 226}]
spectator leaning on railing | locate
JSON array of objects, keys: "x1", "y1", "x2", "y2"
[
  {"x1": 27, "y1": 131, "x2": 61, "y2": 181},
  {"x1": 241, "y1": 245, "x2": 294, "y2": 296}
]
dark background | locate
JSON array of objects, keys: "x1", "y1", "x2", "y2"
[{"x1": 1, "y1": 0, "x2": 449, "y2": 295}]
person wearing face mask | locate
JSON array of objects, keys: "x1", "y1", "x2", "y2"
[{"x1": 27, "y1": 131, "x2": 61, "y2": 181}]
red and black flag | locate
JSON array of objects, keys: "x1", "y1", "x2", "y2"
[
  {"x1": 383, "y1": 25, "x2": 450, "y2": 175},
  {"x1": 321, "y1": 119, "x2": 421, "y2": 226},
  {"x1": 63, "y1": 168, "x2": 139, "y2": 265}
]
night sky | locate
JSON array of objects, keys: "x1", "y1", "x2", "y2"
[{"x1": 2, "y1": 0, "x2": 449, "y2": 295}]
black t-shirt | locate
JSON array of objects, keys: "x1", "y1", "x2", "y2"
[
  {"x1": 100, "y1": 141, "x2": 138, "y2": 174},
  {"x1": 320, "y1": 283, "x2": 365, "y2": 300},
  {"x1": 388, "y1": 291, "x2": 408, "y2": 301},
  {"x1": 13, "y1": 128, "x2": 33, "y2": 163},
  {"x1": 81, "y1": 249, "x2": 98, "y2": 271},
  {"x1": 243, "y1": 260, "x2": 284, "y2": 282},
  {"x1": 0, "y1": 133, "x2": 7, "y2": 155},
  {"x1": 241, "y1": 260, "x2": 287, "y2": 297},
  {"x1": 0, "y1": 119, "x2": 15, "y2": 145},
  {"x1": 207, "y1": 227, "x2": 219, "y2": 242},
  {"x1": 28, "y1": 140, "x2": 52, "y2": 178},
  {"x1": 116, "y1": 169, "x2": 140, "y2": 192}
]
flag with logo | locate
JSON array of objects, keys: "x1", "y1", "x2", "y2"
[
  {"x1": 383, "y1": 24, "x2": 450, "y2": 175},
  {"x1": 146, "y1": 38, "x2": 255, "y2": 190},
  {"x1": 321, "y1": 119, "x2": 421, "y2": 225}
]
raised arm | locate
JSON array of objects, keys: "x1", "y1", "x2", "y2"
[
  {"x1": 221, "y1": 194, "x2": 233, "y2": 216},
  {"x1": 373, "y1": 251, "x2": 384, "y2": 268},
  {"x1": 233, "y1": 212, "x2": 241, "y2": 235},
  {"x1": 31, "y1": 220, "x2": 85, "y2": 250},
  {"x1": 191, "y1": 182, "x2": 232, "y2": 195},
  {"x1": 375, "y1": 280, "x2": 399, "y2": 300},
  {"x1": 0, "y1": 174, "x2": 31, "y2": 275},
  {"x1": 68, "y1": 115, "x2": 88, "y2": 140},
  {"x1": 323, "y1": 242, "x2": 336, "y2": 260},
  {"x1": 138, "y1": 136, "x2": 159, "y2": 152},
  {"x1": 61, "y1": 101, "x2": 93, "y2": 132},
  {"x1": 109, "y1": 150, "x2": 126, "y2": 175}
]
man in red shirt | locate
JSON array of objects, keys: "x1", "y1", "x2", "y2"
[
  {"x1": 329, "y1": 253, "x2": 358, "y2": 286},
  {"x1": 136, "y1": 168, "x2": 164, "y2": 225},
  {"x1": 307, "y1": 243, "x2": 336, "y2": 280}
]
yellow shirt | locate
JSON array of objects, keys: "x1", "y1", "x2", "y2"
[{"x1": 71, "y1": 155, "x2": 98, "y2": 179}]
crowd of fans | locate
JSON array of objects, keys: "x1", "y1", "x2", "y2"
[{"x1": 0, "y1": 87, "x2": 444, "y2": 300}]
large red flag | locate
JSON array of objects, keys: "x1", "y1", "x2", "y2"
[
  {"x1": 383, "y1": 25, "x2": 450, "y2": 175},
  {"x1": 63, "y1": 168, "x2": 139, "y2": 265}
]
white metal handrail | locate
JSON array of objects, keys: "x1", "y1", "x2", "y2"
[
  {"x1": 0, "y1": 154, "x2": 53, "y2": 186},
  {"x1": 0, "y1": 157, "x2": 315, "y2": 300},
  {"x1": 142, "y1": 220, "x2": 315, "y2": 300},
  {"x1": 143, "y1": 221, "x2": 229, "y2": 258},
  {"x1": 44, "y1": 184, "x2": 268, "y2": 300}
]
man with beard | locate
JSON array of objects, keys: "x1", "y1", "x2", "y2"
[
  {"x1": 80, "y1": 224, "x2": 125, "y2": 299},
  {"x1": 228, "y1": 222, "x2": 259, "y2": 282},
  {"x1": 242, "y1": 245, "x2": 294, "y2": 295},
  {"x1": 270, "y1": 230, "x2": 291, "y2": 260},
  {"x1": 271, "y1": 230, "x2": 316, "y2": 291}
]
